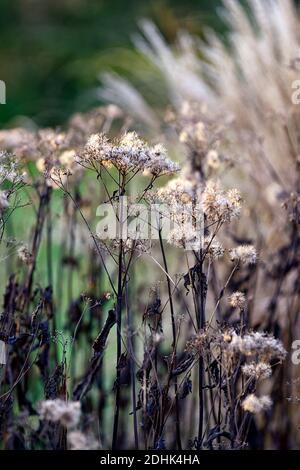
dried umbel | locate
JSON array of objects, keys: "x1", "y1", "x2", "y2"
[
  {"x1": 12, "y1": 128, "x2": 71, "y2": 166},
  {"x1": 229, "y1": 245, "x2": 257, "y2": 265},
  {"x1": 179, "y1": 119, "x2": 207, "y2": 148},
  {"x1": 78, "y1": 131, "x2": 180, "y2": 176},
  {"x1": 242, "y1": 394, "x2": 272, "y2": 414},
  {"x1": 157, "y1": 172, "x2": 242, "y2": 252},
  {"x1": 111, "y1": 237, "x2": 149, "y2": 254},
  {"x1": 0, "y1": 150, "x2": 26, "y2": 220},
  {"x1": 228, "y1": 291, "x2": 246, "y2": 309},
  {"x1": 242, "y1": 362, "x2": 272, "y2": 381},
  {"x1": 39, "y1": 399, "x2": 81, "y2": 429},
  {"x1": 204, "y1": 237, "x2": 224, "y2": 260},
  {"x1": 228, "y1": 331, "x2": 287, "y2": 362},
  {"x1": 202, "y1": 181, "x2": 241, "y2": 222},
  {"x1": 166, "y1": 101, "x2": 231, "y2": 179},
  {"x1": 17, "y1": 244, "x2": 33, "y2": 265},
  {"x1": 36, "y1": 129, "x2": 70, "y2": 160},
  {"x1": 157, "y1": 173, "x2": 198, "y2": 205},
  {"x1": 0, "y1": 150, "x2": 26, "y2": 185},
  {"x1": 167, "y1": 223, "x2": 201, "y2": 250},
  {"x1": 186, "y1": 330, "x2": 212, "y2": 356}
]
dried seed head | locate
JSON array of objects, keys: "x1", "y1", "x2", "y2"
[
  {"x1": 227, "y1": 331, "x2": 287, "y2": 362},
  {"x1": 223, "y1": 332, "x2": 233, "y2": 343},
  {"x1": 39, "y1": 399, "x2": 81, "y2": 429},
  {"x1": 186, "y1": 330, "x2": 210, "y2": 355},
  {"x1": 242, "y1": 394, "x2": 272, "y2": 413},
  {"x1": 206, "y1": 150, "x2": 221, "y2": 169},
  {"x1": 202, "y1": 181, "x2": 241, "y2": 222},
  {"x1": 17, "y1": 245, "x2": 33, "y2": 265},
  {"x1": 204, "y1": 237, "x2": 224, "y2": 260},
  {"x1": 230, "y1": 245, "x2": 257, "y2": 265},
  {"x1": 228, "y1": 291, "x2": 246, "y2": 309},
  {"x1": 242, "y1": 362, "x2": 272, "y2": 380},
  {"x1": 78, "y1": 132, "x2": 180, "y2": 176}
]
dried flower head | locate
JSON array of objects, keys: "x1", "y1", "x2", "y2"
[
  {"x1": 206, "y1": 149, "x2": 221, "y2": 170},
  {"x1": 39, "y1": 399, "x2": 81, "y2": 429},
  {"x1": 157, "y1": 174, "x2": 197, "y2": 205},
  {"x1": 36, "y1": 129, "x2": 69, "y2": 159},
  {"x1": 202, "y1": 181, "x2": 241, "y2": 222},
  {"x1": 228, "y1": 291, "x2": 246, "y2": 309},
  {"x1": 186, "y1": 330, "x2": 211, "y2": 355},
  {"x1": 204, "y1": 237, "x2": 224, "y2": 260},
  {"x1": 242, "y1": 362, "x2": 272, "y2": 380},
  {"x1": 0, "y1": 150, "x2": 26, "y2": 185},
  {"x1": 167, "y1": 223, "x2": 201, "y2": 250},
  {"x1": 78, "y1": 132, "x2": 180, "y2": 176},
  {"x1": 230, "y1": 245, "x2": 257, "y2": 265},
  {"x1": 228, "y1": 331, "x2": 287, "y2": 362},
  {"x1": 242, "y1": 394, "x2": 272, "y2": 414},
  {"x1": 17, "y1": 245, "x2": 33, "y2": 265}
]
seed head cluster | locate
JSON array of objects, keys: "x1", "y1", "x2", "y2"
[
  {"x1": 39, "y1": 399, "x2": 81, "y2": 429},
  {"x1": 78, "y1": 132, "x2": 180, "y2": 176}
]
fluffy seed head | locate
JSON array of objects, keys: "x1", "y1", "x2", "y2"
[
  {"x1": 242, "y1": 362, "x2": 272, "y2": 380},
  {"x1": 39, "y1": 399, "x2": 81, "y2": 429},
  {"x1": 230, "y1": 245, "x2": 257, "y2": 265},
  {"x1": 228, "y1": 291, "x2": 246, "y2": 309},
  {"x1": 242, "y1": 394, "x2": 272, "y2": 413}
]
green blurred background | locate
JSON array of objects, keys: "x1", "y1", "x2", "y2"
[{"x1": 0, "y1": 0, "x2": 224, "y2": 128}]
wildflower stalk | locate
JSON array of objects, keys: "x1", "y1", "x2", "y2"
[
  {"x1": 112, "y1": 173, "x2": 126, "y2": 450},
  {"x1": 158, "y1": 228, "x2": 182, "y2": 450},
  {"x1": 196, "y1": 251, "x2": 206, "y2": 449},
  {"x1": 46, "y1": 192, "x2": 59, "y2": 364},
  {"x1": 22, "y1": 183, "x2": 50, "y2": 313},
  {"x1": 125, "y1": 280, "x2": 139, "y2": 449}
]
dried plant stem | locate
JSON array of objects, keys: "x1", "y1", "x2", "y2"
[
  {"x1": 112, "y1": 174, "x2": 126, "y2": 450},
  {"x1": 125, "y1": 281, "x2": 139, "y2": 449},
  {"x1": 197, "y1": 253, "x2": 206, "y2": 449},
  {"x1": 158, "y1": 229, "x2": 182, "y2": 450},
  {"x1": 22, "y1": 185, "x2": 50, "y2": 313}
]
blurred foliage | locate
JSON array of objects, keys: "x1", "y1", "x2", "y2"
[{"x1": 0, "y1": 0, "x2": 223, "y2": 128}]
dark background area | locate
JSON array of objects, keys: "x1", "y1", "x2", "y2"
[{"x1": 0, "y1": 0, "x2": 223, "y2": 127}]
